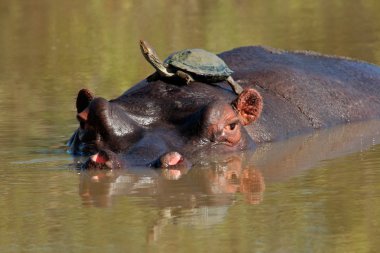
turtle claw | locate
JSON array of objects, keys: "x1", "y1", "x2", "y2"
[{"x1": 184, "y1": 75, "x2": 195, "y2": 85}]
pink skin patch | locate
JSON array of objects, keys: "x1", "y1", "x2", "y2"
[
  {"x1": 77, "y1": 107, "x2": 89, "y2": 122},
  {"x1": 91, "y1": 153, "x2": 108, "y2": 164},
  {"x1": 166, "y1": 152, "x2": 182, "y2": 166},
  {"x1": 160, "y1": 152, "x2": 188, "y2": 180},
  {"x1": 160, "y1": 151, "x2": 184, "y2": 168}
]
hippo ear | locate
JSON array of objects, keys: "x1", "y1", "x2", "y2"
[
  {"x1": 232, "y1": 88, "x2": 263, "y2": 126},
  {"x1": 76, "y1": 88, "x2": 94, "y2": 113}
]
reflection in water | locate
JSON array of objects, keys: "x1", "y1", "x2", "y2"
[
  {"x1": 78, "y1": 119, "x2": 380, "y2": 207},
  {"x1": 252, "y1": 120, "x2": 380, "y2": 182},
  {"x1": 78, "y1": 155, "x2": 265, "y2": 241},
  {"x1": 78, "y1": 155, "x2": 265, "y2": 206},
  {"x1": 76, "y1": 120, "x2": 380, "y2": 243}
]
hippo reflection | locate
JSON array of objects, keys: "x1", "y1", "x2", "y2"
[
  {"x1": 79, "y1": 154, "x2": 265, "y2": 208},
  {"x1": 76, "y1": 120, "x2": 380, "y2": 242},
  {"x1": 68, "y1": 46, "x2": 380, "y2": 170}
]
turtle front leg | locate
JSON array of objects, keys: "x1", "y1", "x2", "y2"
[
  {"x1": 227, "y1": 76, "x2": 244, "y2": 95},
  {"x1": 176, "y1": 70, "x2": 195, "y2": 85}
]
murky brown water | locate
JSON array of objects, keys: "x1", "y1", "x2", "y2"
[{"x1": 1, "y1": 0, "x2": 380, "y2": 252}]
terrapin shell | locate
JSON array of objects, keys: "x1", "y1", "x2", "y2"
[{"x1": 164, "y1": 49, "x2": 233, "y2": 81}]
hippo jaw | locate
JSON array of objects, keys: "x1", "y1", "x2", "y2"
[{"x1": 68, "y1": 87, "x2": 263, "y2": 171}]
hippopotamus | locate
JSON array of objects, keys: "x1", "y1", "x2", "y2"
[{"x1": 68, "y1": 45, "x2": 380, "y2": 170}]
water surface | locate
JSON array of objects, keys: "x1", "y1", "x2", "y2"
[{"x1": 1, "y1": 0, "x2": 380, "y2": 252}]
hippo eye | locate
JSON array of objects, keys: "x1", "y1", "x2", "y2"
[{"x1": 226, "y1": 120, "x2": 239, "y2": 131}]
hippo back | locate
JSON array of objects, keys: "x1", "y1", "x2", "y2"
[{"x1": 220, "y1": 46, "x2": 380, "y2": 142}]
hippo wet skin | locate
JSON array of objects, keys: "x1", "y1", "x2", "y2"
[{"x1": 68, "y1": 46, "x2": 380, "y2": 170}]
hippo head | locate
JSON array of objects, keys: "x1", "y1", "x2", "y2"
[{"x1": 68, "y1": 80, "x2": 263, "y2": 171}]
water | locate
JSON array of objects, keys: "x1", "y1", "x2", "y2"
[{"x1": 1, "y1": 0, "x2": 380, "y2": 252}]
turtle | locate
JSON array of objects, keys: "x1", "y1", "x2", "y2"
[{"x1": 139, "y1": 40, "x2": 244, "y2": 95}]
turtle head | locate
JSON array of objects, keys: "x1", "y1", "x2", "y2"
[
  {"x1": 139, "y1": 40, "x2": 154, "y2": 56},
  {"x1": 139, "y1": 40, "x2": 171, "y2": 77}
]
